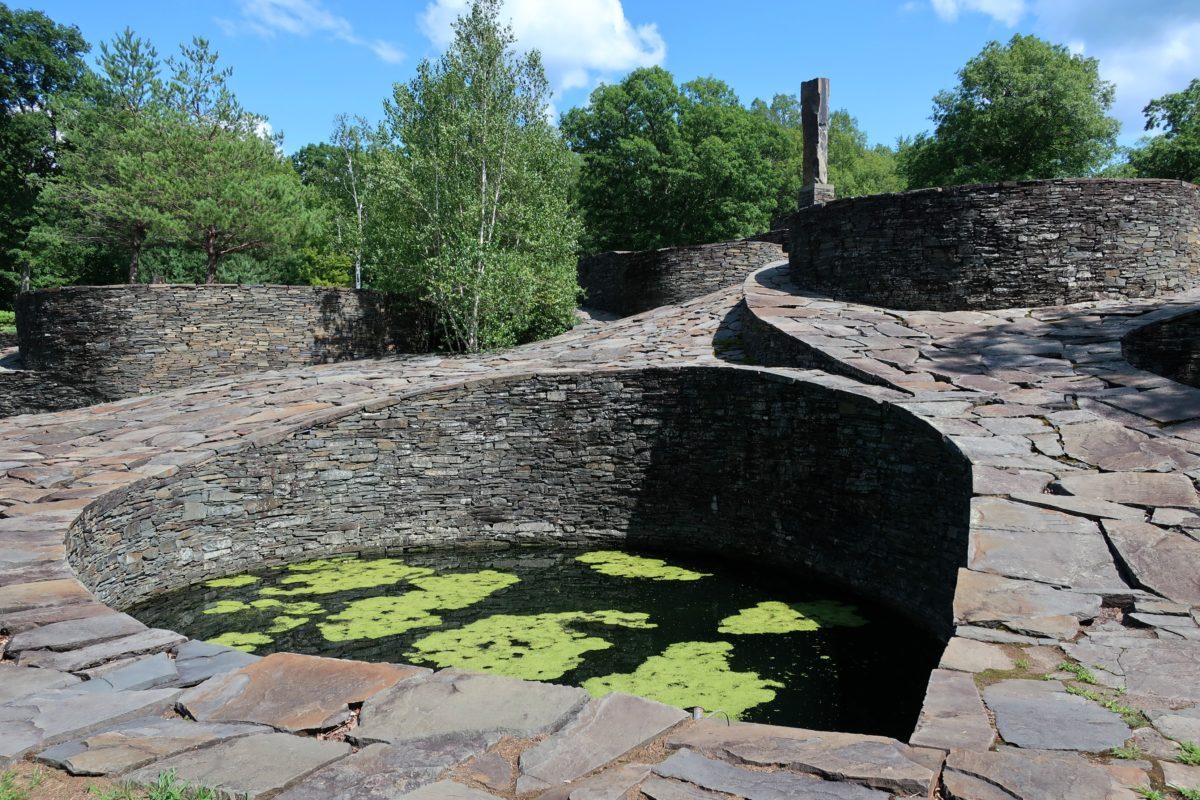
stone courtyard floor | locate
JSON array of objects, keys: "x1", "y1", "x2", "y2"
[{"x1": 2, "y1": 258, "x2": 1200, "y2": 799}]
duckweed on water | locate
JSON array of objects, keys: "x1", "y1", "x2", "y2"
[
  {"x1": 204, "y1": 574, "x2": 259, "y2": 589},
  {"x1": 261, "y1": 557, "x2": 434, "y2": 596},
  {"x1": 208, "y1": 631, "x2": 273, "y2": 652},
  {"x1": 203, "y1": 599, "x2": 324, "y2": 616},
  {"x1": 406, "y1": 610, "x2": 656, "y2": 681},
  {"x1": 319, "y1": 570, "x2": 520, "y2": 642},
  {"x1": 575, "y1": 550, "x2": 711, "y2": 581},
  {"x1": 583, "y1": 641, "x2": 783, "y2": 717},
  {"x1": 717, "y1": 600, "x2": 867, "y2": 634}
]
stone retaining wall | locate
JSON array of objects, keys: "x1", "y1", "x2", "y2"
[
  {"x1": 14, "y1": 285, "x2": 426, "y2": 400},
  {"x1": 0, "y1": 370, "x2": 102, "y2": 417},
  {"x1": 68, "y1": 366, "x2": 971, "y2": 637},
  {"x1": 789, "y1": 178, "x2": 1200, "y2": 310},
  {"x1": 1122, "y1": 308, "x2": 1200, "y2": 388},
  {"x1": 578, "y1": 239, "x2": 784, "y2": 317}
]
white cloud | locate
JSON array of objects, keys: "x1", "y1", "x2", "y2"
[
  {"x1": 929, "y1": 0, "x2": 1027, "y2": 26},
  {"x1": 419, "y1": 0, "x2": 665, "y2": 95},
  {"x1": 919, "y1": 0, "x2": 1200, "y2": 135},
  {"x1": 224, "y1": 0, "x2": 404, "y2": 65}
]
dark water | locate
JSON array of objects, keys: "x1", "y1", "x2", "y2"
[{"x1": 130, "y1": 547, "x2": 938, "y2": 739}]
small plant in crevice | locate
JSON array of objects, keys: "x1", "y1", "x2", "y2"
[
  {"x1": 1064, "y1": 685, "x2": 1148, "y2": 728},
  {"x1": 1177, "y1": 787, "x2": 1200, "y2": 800},
  {"x1": 1058, "y1": 661, "x2": 1098, "y2": 684},
  {"x1": 1109, "y1": 744, "x2": 1144, "y2": 760},
  {"x1": 88, "y1": 770, "x2": 231, "y2": 800},
  {"x1": 1178, "y1": 740, "x2": 1200, "y2": 766},
  {"x1": 1014, "y1": 658, "x2": 1029, "y2": 670},
  {"x1": 1133, "y1": 788, "x2": 1166, "y2": 800}
]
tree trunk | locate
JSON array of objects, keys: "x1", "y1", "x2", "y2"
[
  {"x1": 128, "y1": 230, "x2": 142, "y2": 284},
  {"x1": 205, "y1": 228, "x2": 218, "y2": 284}
]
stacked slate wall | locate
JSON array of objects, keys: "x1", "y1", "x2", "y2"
[
  {"x1": 68, "y1": 366, "x2": 972, "y2": 637},
  {"x1": 14, "y1": 285, "x2": 426, "y2": 401},
  {"x1": 789, "y1": 179, "x2": 1200, "y2": 311},
  {"x1": 1123, "y1": 308, "x2": 1200, "y2": 389},
  {"x1": 578, "y1": 239, "x2": 784, "y2": 317}
]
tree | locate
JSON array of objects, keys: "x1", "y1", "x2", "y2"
[
  {"x1": 899, "y1": 34, "x2": 1120, "y2": 187},
  {"x1": 30, "y1": 28, "x2": 181, "y2": 283},
  {"x1": 369, "y1": 0, "x2": 580, "y2": 353},
  {"x1": 564, "y1": 67, "x2": 792, "y2": 252},
  {"x1": 1129, "y1": 79, "x2": 1200, "y2": 183},
  {"x1": 162, "y1": 38, "x2": 309, "y2": 283},
  {"x1": 0, "y1": 3, "x2": 90, "y2": 304}
]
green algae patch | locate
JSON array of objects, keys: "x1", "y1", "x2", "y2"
[
  {"x1": 318, "y1": 570, "x2": 520, "y2": 642},
  {"x1": 583, "y1": 641, "x2": 782, "y2": 717},
  {"x1": 406, "y1": 610, "x2": 655, "y2": 681},
  {"x1": 202, "y1": 600, "x2": 254, "y2": 616},
  {"x1": 717, "y1": 600, "x2": 867, "y2": 635},
  {"x1": 207, "y1": 631, "x2": 272, "y2": 653},
  {"x1": 203, "y1": 598, "x2": 324, "y2": 617},
  {"x1": 262, "y1": 557, "x2": 434, "y2": 596},
  {"x1": 204, "y1": 574, "x2": 259, "y2": 589},
  {"x1": 575, "y1": 551, "x2": 711, "y2": 582},
  {"x1": 267, "y1": 615, "x2": 311, "y2": 634}
]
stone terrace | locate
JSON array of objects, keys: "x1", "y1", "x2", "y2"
[{"x1": 0, "y1": 252, "x2": 1199, "y2": 798}]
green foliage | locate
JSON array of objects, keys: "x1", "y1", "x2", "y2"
[
  {"x1": 368, "y1": 0, "x2": 579, "y2": 352},
  {"x1": 1129, "y1": 79, "x2": 1200, "y2": 183},
  {"x1": 1109, "y1": 744, "x2": 1144, "y2": 760},
  {"x1": 563, "y1": 67, "x2": 793, "y2": 251},
  {"x1": 1179, "y1": 741, "x2": 1200, "y2": 766},
  {"x1": 1179, "y1": 788, "x2": 1200, "y2": 800},
  {"x1": 0, "y1": 2, "x2": 91, "y2": 307},
  {"x1": 827, "y1": 110, "x2": 905, "y2": 196},
  {"x1": 900, "y1": 34, "x2": 1120, "y2": 187},
  {"x1": 1058, "y1": 661, "x2": 1098, "y2": 684},
  {"x1": 1133, "y1": 789, "x2": 1166, "y2": 800},
  {"x1": 0, "y1": 309, "x2": 13, "y2": 333},
  {"x1": 89, "y1": 769, "x2": 222, "y2": 800}
]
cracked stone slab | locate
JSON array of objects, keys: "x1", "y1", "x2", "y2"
[
  {"x1": 0, "y1": 665, "x2": 80, "y2": 704},
  {"x1": 517, "y1": 692, "x2": 686, "y2": 793},
  {"x1": 1102, "y1": 520, "x2": 1200, "y2": 606},
  {"x1": 1119, "y1": 640, "x2": 1200, "y2": 703},
  {"x1": 1054, "y1": 472, "x2": 1200, "y2": 509},
  {"x1": 179, "y1": 652, "x2": 424, "y2": 733},
  {"x1": 78, "y1": 653, "x2": 179, "y2": 692},
  {"x1": 0, "y1": 579, "x2": 94, "y2": 616},
  {"x1": 968, "y1": 499, "x2": 1126, "y2": 590},
  {"x1": 0, "y1": 687, "x2": 180, "y2": 766},
  {"x1": 125, "y1": 731, "x2": 350, "y2": 799},
  {"x1": 942, "y1": 747, "x2": 1116, "y2": 799},
  {"x1": 653, "y1": 748, "x2": 889, "y2": 799},
  {"x1": 1148, "y1": 706, "x2": 1200, "y2": 743},
  {"x1": 172, "y1": 639, "x2": 259, "y2": 687},
  {"x1": 399, "y1": 781, "x2": 500, "y2": 800},
  {"x1": 666, "y1": 719, "x2": 935, "y2": 796},
  {"x1": 5, "y1": 612, "x2": 146, "y2": 655},
  {"x1": 533, "y1": 761, "x2": 651, "y2": 800},
  {"x1": 18, "y1": 628, "x2": 186, "y2": 672},
  {"x1": 276, "y1": 733, "x2": 493, "y2": 800},
  {"x1": 639, "y1": 775, "x2": 726, "y2": 800},
  {"x1": 982, "y1": 680, "x2": 1129, "y2": 751},
  {"x1": 909, "y1": 669, "x2": 996, "y2": 752},
  {"x1": 354, "y1": 670, "x2": 589, "y2": 746},
  {"x1": 1059, "y1": 420, "x2": 1198, "y2": 472},
  {"x1": 1009, "y1": 492, "x2": 1146, "y2": 522},
  {"x1": 953, "y1": 570, "x2": 1101, "y2": 634},
  {"x1": 35, "y1": 716, "x2": 268, "y2": 776},
  {"x1": 939, "y1": 638, "x2": 1015, "y2": 673}
]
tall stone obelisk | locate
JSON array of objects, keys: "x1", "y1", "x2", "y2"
[{"x1": 799, "y1": 77, "x2": 835, "y2": 207}]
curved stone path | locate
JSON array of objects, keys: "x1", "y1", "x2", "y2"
[{"x1": 0, "y1": 255, "x2": 1199, "y2": 799}]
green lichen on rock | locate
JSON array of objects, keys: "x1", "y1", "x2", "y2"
[
  {"x1": 319, "y1": 569, "x2": 520, "y2": 642},
  {"x1": 207, "y1": 631, "x2": 272, "y2": 653},
  {"x1": 262, "y1": 557, "x2": 434, "y2": 596},
  {"x1": 583, "y1": 641, "x2": 782, "y2": 717},
  {"x1": 575, "y1": 551, "x2": 711, "y2": 582},
  {"x1": 406, "y1": 610, "x2": 655, "y2": 681},
  {"x1": 204, "y1": 574, "x2": 259, "y2": 589},
  {"x1": 717, "y1": 600, "x2": 867, "y2": 635}
]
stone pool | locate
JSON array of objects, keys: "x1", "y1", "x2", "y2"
[{"x1": 130, "y1": 547, "x2": 939, "y2": 739}]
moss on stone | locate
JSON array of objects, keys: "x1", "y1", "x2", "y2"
[
  {"x1": 207, "y1": 631, "x2": 272, "y2": 653},
  {"x1": 406, "y1": 610, "x2": 655, "y2": 681},
  {"x1": 262, "y1": 557, "x2": 434, "y2": 596},
  {"x1": 575, "y1": 551, "x2": 711, "y2": 582},
  {"x1": 318, "y1": 570, "x2": 520, "y2": 642},
  {"x1": 582, "y1": 641, "x2": 782, "y2": 717},
  {"x1": 204, "y1": 574, "x2": 260, "y2": 589},
  {"x1": 717, "y1": 600, "x2": 866, "y2": 634}
]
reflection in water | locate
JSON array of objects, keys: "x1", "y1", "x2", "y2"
[{"x1": 130, "y1": 547, "x2": 939, "y2": 737}]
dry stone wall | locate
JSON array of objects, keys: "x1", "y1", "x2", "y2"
[
  {"x1": 0, "y1": 370, "x2": 102, "y2": 417},
  {"x1": 68, "y1": 366, "x2": 971, "y2": 637},
  {"x1": 14, "y1": 285, "x2": 426, "y2": 400},
  {"x1": 789, "y1": 178, "x2": 1200, "y2": 310},
  {"x1": 1122, "y1": 308, "x2": 1200, "y2": 388},
  {"x1": 578, "y1": 239, "x2": 784, "y2": 317}
]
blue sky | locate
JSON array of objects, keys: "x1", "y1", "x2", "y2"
[{"x1": 31, "y1": 0, "x2": 1200, "y2": 154}]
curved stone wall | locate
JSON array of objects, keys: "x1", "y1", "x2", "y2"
[
  {"x1": 14, "y1": 284, "x2": 426, "y2": 400},
  {"x1": 578, "y1": 239, "x2": 784, "y2": 317},
  {"x1": 68, "y1": 366, "x2": 972, "y2": 637},
  {"x1": 1122, "y1": 307, "x2": 1200, "y2": 388},
  {"x1": 789, "y1": 178, "x2": 1200, "y2": 311}
]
